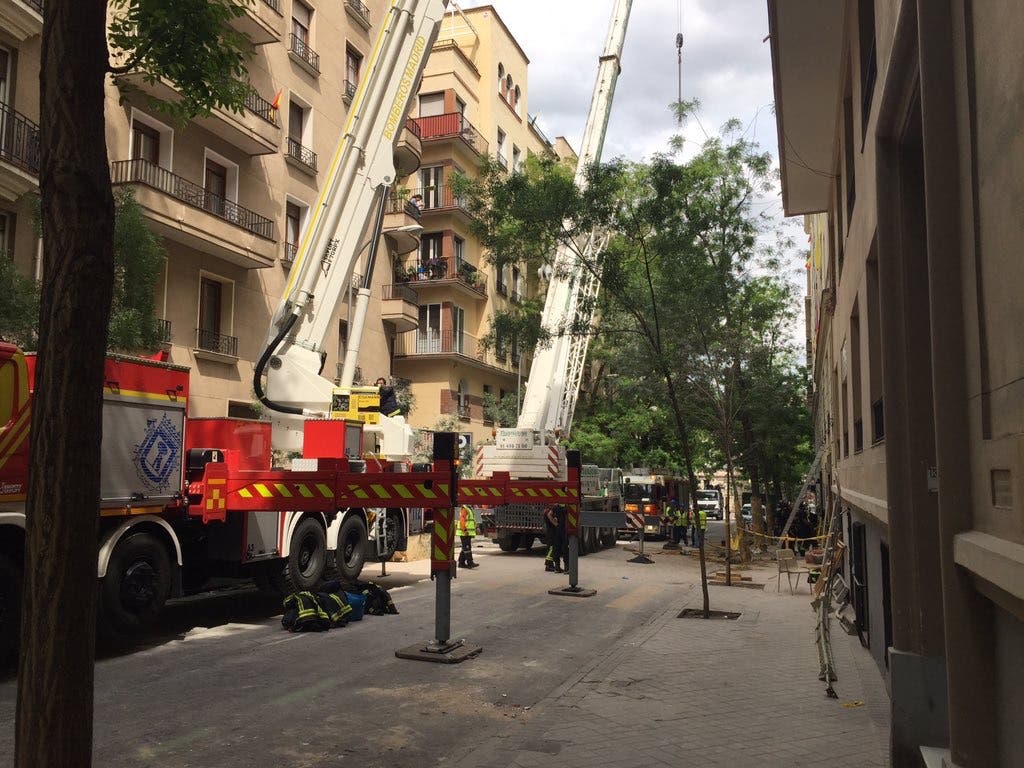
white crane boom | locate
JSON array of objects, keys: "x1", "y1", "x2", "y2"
[
  {"x1": 254, "y1": 0, "x2": 448, "y2": 454},
  {"x1": 479, "y1": 0, "x2": 631, "y2": 480},
  {"x1": 517, "y1": 0, "x2": 631, "y2": 436}
]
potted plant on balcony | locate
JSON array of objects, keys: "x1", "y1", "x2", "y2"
[{"x1": 458, "y1": 263, "x2": 482, "y2": 288}]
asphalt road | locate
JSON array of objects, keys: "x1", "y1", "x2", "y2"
[{"x1": 0, "y1": 540, "x2": 696, "y2": 767}]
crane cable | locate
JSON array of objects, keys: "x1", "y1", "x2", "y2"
[{"x1": 676, "y1": 0, "x2": 683, "y2": 126}]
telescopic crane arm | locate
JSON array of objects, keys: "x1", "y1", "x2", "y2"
[
  {"x1": 516, "y1": 0, "x2": 632, "y2": 438},
  {"x1": 254, "y1": 0, "x2": 448, "y2": 452}
]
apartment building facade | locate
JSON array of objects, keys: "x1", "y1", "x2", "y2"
[
  {"x1": 1, "y1": 0, "x2": 417, "y2": 417},
  {"x1": 772, "y1": 2, "x2": 1024, "y2": 766},
  {"x1": 394, "y1": 5, "x2": 555, "y2": 447}
]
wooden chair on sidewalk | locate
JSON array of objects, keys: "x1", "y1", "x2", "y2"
[{"x1": 776, "y1": 548, "x2": 811, "y2": 595}]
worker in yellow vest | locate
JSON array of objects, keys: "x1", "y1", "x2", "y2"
[
  {"x1": 694, "y1": 507, "x2": 707, "y2": 549},
  {"x1": 457, "y1": 504, "x2": 479, "y2": 569}
]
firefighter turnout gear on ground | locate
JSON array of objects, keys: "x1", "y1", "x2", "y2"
[{"x1": 457, "y1": 505, "x2": 479, "y2": 569}]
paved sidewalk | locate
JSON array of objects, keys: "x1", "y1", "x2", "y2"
[{"x1": 456, "y1": 564, "x2": 890, "y2": 768}]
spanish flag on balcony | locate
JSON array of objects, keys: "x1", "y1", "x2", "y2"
[{"x1": 270, "y1": 89, "x2": 283, "y2": 114}]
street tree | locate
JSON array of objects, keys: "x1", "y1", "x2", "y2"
[
  {"x1": 460, "y1": 112, "x2": 781, "y2": 615},
  {"x1": 18, "y1": 2, "x2": 251, "y2": 765}
]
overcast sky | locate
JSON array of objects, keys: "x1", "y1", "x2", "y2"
[
  {"x1": 460, "y1": 0, "x2": 806, "y2": 331},
  {"x1": 462, "y1": 1, "x2": 779, "y2": 175}
]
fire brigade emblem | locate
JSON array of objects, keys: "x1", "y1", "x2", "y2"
[{"x1": 133, "y1": 414, "x2": 182, "y2": 492}]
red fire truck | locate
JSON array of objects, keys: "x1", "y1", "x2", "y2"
[{"x1": 0, "y1": 343, "x2": 460, "y2": 659}]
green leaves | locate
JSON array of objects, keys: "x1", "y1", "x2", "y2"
[
  {"x1": 108, "y1": 188, "x2": 166, "y2": 352},
  {"x1": 109, "y1": 0, "x2": 253, "y2": 122},
  {"x1": 0, "y1": 255, "x2": 40, "y2": 350}
]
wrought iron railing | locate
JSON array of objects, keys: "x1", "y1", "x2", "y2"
[
  {"x1": 0, "y1": 102, "x2": 41, "y2": 176},
  {"x1": 387, "y1": 194, "x2": 422, "y2": 220},
  {"x1": 157, "y1": 318, "x2": 171, "y2": 343},
  {"x1": 396, "y1": 255, "x2": 485, "y2": 295},
  {"x1": 404, "y1": 116, "x2": 422, "y2": 139},
  {"x1": 510, "y1": 289, "x2": 522, "y2": 304},
  {"x1": 410, "y1": 185, "x2": 469, "y2": 215},
  {"x1": 396, "y1": 330, "x2": 471, "y2": 357},
  {"x1": 244, "y1": 88, "x2": 280, "y2": 126},
  {"x1": 22, "y1": 0, "x2": 43, "y2": 13},
  {"x1": 343, "y1": 80, "x2": 357, "y2": 103},
  {"x1": 345, "y1": 0, "x2": 370, "y2": 26},
  {"x1": 261, "y1": 0, "x2": 281, "y2": 12},
  {"x1": 495, "y1": 280, "x2": 508, "y2": 297},
  {"x1": 382, "y1": 283, "x2": 419, "y2": 304},
  {"x1": 110, "y1": 159, "x2": 274, "y2": 239},
  {"x1": 497, "y1": 154, "x2": 508, "y2": 169},
  {"x1": 195, "y1": 328, "x2": 238, "y2": 357},
  {"x1": 457, "y1": 403, "x2": 471, "y2": 420},
  {"x1": 283, "y1": 242, "x2": 298, "y2": 263},
  {"x1": 286, "y1": 137, "x2": 317, "y2": 172},
  {"x1": 288, "y1": 33, "x2": 320, "y2": 73},
  {"x1": 411, "y1": 112, "x2": 488, "y2": 155}
]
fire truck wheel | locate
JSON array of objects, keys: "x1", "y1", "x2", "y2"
[
  {"x1": 0, "y1": 553, "x2": 22, "y2": 665},
  {"x1": 518, "y1": 535, "x2": 534, "y2": 551},
  {"x1": 335, "y1": 515, "x2": 368, "y2": 580},
  {"x1": 101, "y1": 533, "x2": 171, "y2": 635},
  {"x1": 601, "y1": 529, "x2": 618, "y2": 548},
  {"x1": 285, "y1": 518, "x2": 327, "y2": 592},
  {"x1": 371, "y1": 509, "x2": 403, "y2": 563}
]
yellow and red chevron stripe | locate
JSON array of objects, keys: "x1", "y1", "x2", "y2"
[
  {"x1": 431, "y1": 507, "x2": 456, "y2": 574},
  {"x1": 0, "y1": 404, "x2": 31, "y2": 474}
]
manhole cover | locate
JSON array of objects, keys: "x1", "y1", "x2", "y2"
[{"x1": 677, "y1": 609, "x2": 741, "y2": 620}]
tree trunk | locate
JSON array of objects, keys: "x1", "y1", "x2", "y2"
[
  {"x1": 768, "y1": 473, "x2": 782, "y2": 534},
  {"x1": 16, "y1": 2, "x2": 114, "y2": 766},
  {"x1": 723, "y1": 450, "x2": 732, "y2": 585},
  {"x1": 661, "y1": 370, "x2": 710, "y2": 618}
]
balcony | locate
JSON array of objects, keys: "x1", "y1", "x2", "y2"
[
  {"x1": 0, "y1": 0, "x2": 42, "y2": 41},
  {"x1": 495, "y1": 280, "x2": 508, "y2": 297},
  {"x1": 396, "y1": 255, "x2": 486, "y2": 301},
  {"x1": 394, "y1": 116, "x2": 423, "y2": 177},
  {"x1": 116, "y1": 74, "x2": 280, "y2": 156},
  {"x1": 343, "y1": 80, "x2": 358, "y2": 105},
  {"x1": 413, "y1": 185, "x2": 472, "y2": 220},
  {"x1": 0, "y1": 102, "x2": 40, "y2": 201},
  {"x1": 394, "y1": 330, "x2": 515, "y2": 372},
  {"x1": 282, "y1": 241, "x2": 298, "y2": 267},
  {"x1": 412, "y1": 113, "x2": 488, "y2": 157},
  {"x1": 286, "y1": 138, "x2": 317, "y2": 175},
  {"x1": 194, "y1": 328, "x2": 238, "y2": 362},
  {"x1": 457, "y1": 403, "x2": 471, "y2": 421},
  {"x1": 288, "y1": 33, "x2": 320, "y2": 76},
  {"x1": 344, "y1": 0, "x2": 371, "y2": 30},
  {"x1": 229, "y1": 0, "x2": 283, "y2": 45},
  {"x1": 381, "y1": 283, "x2": 419, "y2": 333},
  {"x1": 510, "y1": 289, "x2": 522, "y2": 304},
  {"x1": 157, "y1": 318, "x2": 172, "y2": 345},
  {"x1": 497, "y1": 154, "x2": 508, "y2": 170},
  {"x1": 111, "y1": 158, "x2": 276, "y2": 269},
  {"x1": 383, "y1": 196, "x2": 422, "y2": 255}
]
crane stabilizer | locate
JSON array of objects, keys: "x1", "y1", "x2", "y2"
[
  {"x1": 480, "y1": 0, "x2": 632, "y2": 480},
  {"x1": 255, "y1": 0, "x2": 448, "y2": 454}
]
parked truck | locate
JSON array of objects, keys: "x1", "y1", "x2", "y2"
[
  {"x1": 0, "y1": 0, "x2": 454, "y2": 661},
  {"x1": 619, "y1": 470, "x2": 688, "y2": 539},
  {"x1": 488, "y1": 464, "x2": 620, "y2": 554},
  {"x1": 0, "y1": 343, "x2": 457, "y2": 659}
]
